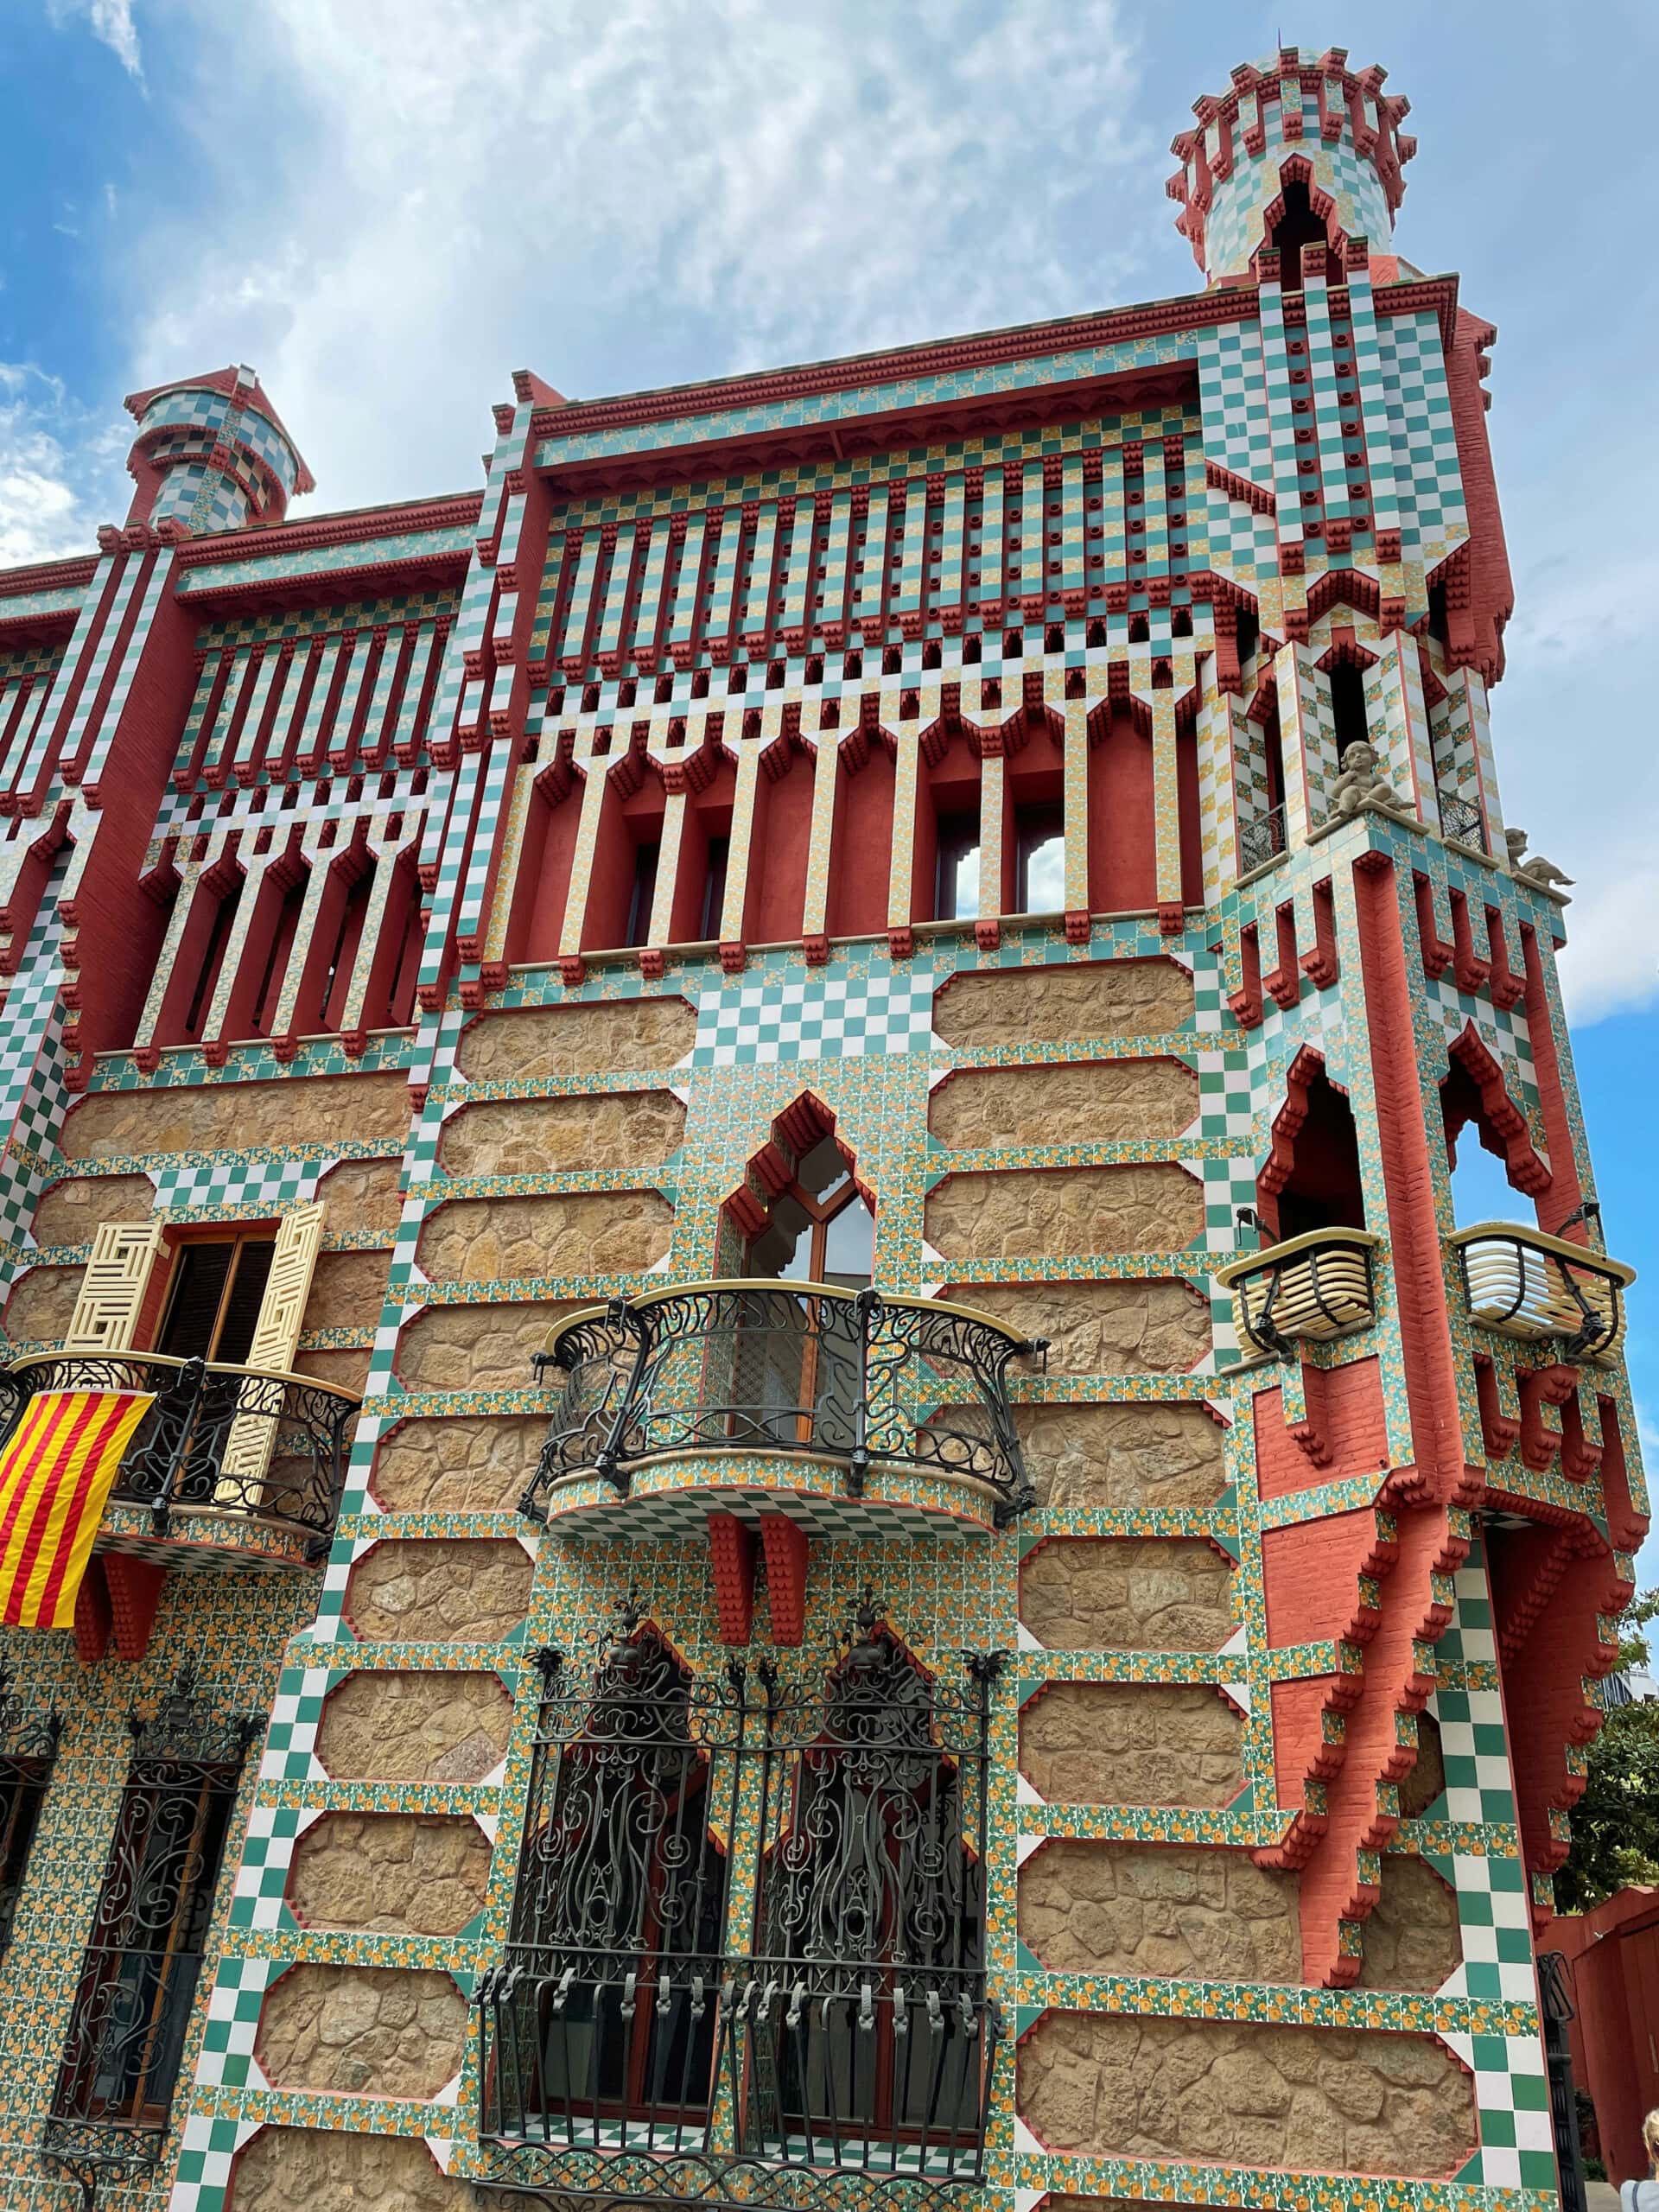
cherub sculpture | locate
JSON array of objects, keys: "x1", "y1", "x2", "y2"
[
  {"x1": 1330, "y1": 740, "x2": 1409, "y2": 818},
  {"x1": 1503, "y1": 826, "x2": 1573, "y2": 892}
]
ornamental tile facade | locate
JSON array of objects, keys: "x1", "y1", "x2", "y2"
[{"x1": 0, "y1": 41, "x2": 1638, "y2": 2212}]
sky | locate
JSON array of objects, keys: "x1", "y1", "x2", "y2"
[{"x1": 3, "y1": 0, "x2": 1656, "y2": 1567}]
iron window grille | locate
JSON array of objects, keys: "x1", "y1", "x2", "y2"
[
  {"x1": 478, "y1": 1609, "x2": 753, "y2": 2158},
  {"x1": 479, "y1": 1594, "x2": 1004, "y2": 2205},
  {"x1": 1238, "y1": 802, "x2": 1287, "y2": 874},
  {"x1": 1437, "y1": 785, "x2": 1486, "y2": 852},
  {"x1": 735, "y1": 1599, "x2": 1002, "y2": 2182},
  {"x1": 0, "y1": 1352, "x2": 359, "y2": 1553},
  {"x1": 525, "y1": 1282, "x2": 1039, "y2": 1527},
  {"x1": 0, "y1": 1670, "x2": 60, "y2": 1958},
  {"x1": 44, "y1": 1668, "x2": 257, "y2": 2199}
]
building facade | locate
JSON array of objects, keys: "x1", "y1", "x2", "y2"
[{"x1": 0, "y1": 42, "x2": 1641, "y2": 2212}]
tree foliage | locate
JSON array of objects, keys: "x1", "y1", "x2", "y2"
[{"x1": 1556, "y1": 1591, "x2": 1659, "y2": 1916}]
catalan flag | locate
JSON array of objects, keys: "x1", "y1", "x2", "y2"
[{"x1": 0, "y1": 1390, "x2": 156, "y2": 1630}]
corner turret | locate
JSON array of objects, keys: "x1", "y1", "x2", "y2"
[
  {"x1": 1167, "y1": 46, "x2": 1415, "y2": 287},
  {"x1": 122, "y1": 364, "x2": 313, "y2": 536}
]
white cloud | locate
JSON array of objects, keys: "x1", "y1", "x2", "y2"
[
  {"x1": 129, "y1": 0, "x2": 1151, "y2": 510},
  {"x1": 48, "y1": 0, "x2": 144, "y2": 79},
  {"x1": 0, "y1": 365, "x2": 130, "y2": 569}
]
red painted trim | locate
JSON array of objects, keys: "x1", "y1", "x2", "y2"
[{"x1": 1352, "y1": 852, "x2": 1473, "y2": 1504}]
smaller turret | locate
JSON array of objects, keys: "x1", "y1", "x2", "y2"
[
  {"x1": 1167, "y1": 47, "x2": 1415, "y2": 288},
  {"x1": 122, "y1": 365, "x2": 313, "y2": 536}
]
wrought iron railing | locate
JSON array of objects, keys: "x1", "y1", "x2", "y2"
[
  {"x1": 1214, "y1": 1227, "x2": 1382, "y2": 1361},
  {"x1": 0, "y1": 1351, "x2": 359, "y2": 1554},
  {"x1": 477, "y1": 1599, "x2": 1003, "y2": 2202},
  {"x1": 524, "y1": 1282, "x2": 1041, "y2": 1527},
  {"x1": 1238, "y1": 803, "x2": 1287, "y2": 874},
  {"x1": 1448, "y1": 1224, "x2": 1634, "y2": 1363},
  {"x1": 44, "y1": 1669, "x2": 257, "y2": 2200},
  {"x1": 1437, "y1": 785, "x2": 1486, "y2": 851}
]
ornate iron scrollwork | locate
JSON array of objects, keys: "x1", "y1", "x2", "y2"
[
  {"x1": 524, "y1": 1283, "x2": 1039, "y2": 1524},
  {"x1": 0, "y1": 1352, "x2": 359, "y2": 1552},
  {"x1": 479, "y1": 1594, "x2": 1004, "y2": 2203},
  {"x1": 42, "y1": 1669, "x2": 257, "y2": 2204}
]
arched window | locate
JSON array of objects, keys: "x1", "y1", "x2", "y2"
[
  {"x1": 483, "y1": 1612, "x2": 737, "y2": 2150},
  {"x1": 745, "y1": 1133, "x2": 874, "y2": 1291},
  {"x1": 738, "y1": 1131, "x2": 874, "y2": 1453},
  {"x1": 744, "y1": 1597, "x2": 998, "y2": 2175}
]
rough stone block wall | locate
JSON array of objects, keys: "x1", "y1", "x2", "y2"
[
  {"x1": 931, "y1": 958, "x2": 1194, "y2": 1046},
  {"x1": 345, "y1": 1540, "x2": 534, "y2": 1643},
  {"x1": 370, "y1": 1416, "x2": 543, "y2": 1512},
  {"x1": 925, "y1": 1164, "x2": 1205, "y2": 1261},
  {"x1": 303, "y1": 1249, "x2": 393, "y2": 1335},
  {"x1": 58, "y1": 1073, "x2": 410, "y2": 1159},
  {"x1": 288, "y1": 1814, "x2": 492, "y2": 1936},
  {"x1": 455, "y1": 997, "x2": 696, "y2": 1080},
  {"x1": 1016, "y1": 2013, "x2": 1478, "y2": 2175},
  {"x1": 1016, "y1": 1402, "x2": 1227, "y2": 1505},
  {"x1": 315, "y1": 1156, "x2": 405, "y2": 1239},
  {"x1": 294, "y1": 1345, "x2": 372, "y2": 1395},
  {"x1": 257, "y1": 1964, "x2": 467, "y2": 2096},
  {"x1": 3, "y1": 1261, "x2": 83, "y2": 1341},
  {"x1": 1358, "y1": 1855, "x2": 1462, "y2": 1992},
  {"x1": 317, "y1": 1669, "x2": 514, "y2": 1783},
  {"x1": 397, "y1": 1300, "x2": 576, "y2": 1390},
  {"x1": 439, "y1": 1090, "x2": 684, "y2": 1175},
  {"x1": 228, "y1": 2126, "x2": 480, "y2": 2210},
  {"x1": 416, "y1": 1189, "x2": 673, "y2": 1281},
  {"x1": 929, "y1": 1058, "x2": 1198, "y2": 1147},
  {"x1": 1019, "y1": 1536, "x2": 1236, "y2": 1650},
  {"x1": 1020, "y1": 1682, "x2": 1244, "y2": 1806},
  {"x1": 31, "y1": 1171, "x2": 156, "y2": 1244},
  {"x1": 1019, "y1": 1840, "x2": 1300, "y2": 1981},
  {"x1": 962, "y1": 1280, "x2": 1210, "y2": 1373}
]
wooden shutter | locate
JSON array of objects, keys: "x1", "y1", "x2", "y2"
[
  {"x1": 63, "y1": 1223, "x2": 165, "y2": 1353},
  {"x1": 217, "y1": 1202, "x2": 326, "y2": 1495}
]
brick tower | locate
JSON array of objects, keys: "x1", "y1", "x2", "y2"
[{"x1": 0, "y1": 42, "x2": 1637, "y2": 2212}]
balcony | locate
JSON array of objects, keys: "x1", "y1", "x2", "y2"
[
  {"x1": 1215, "y1": 1228, "x2": 1382, "y2": 1361},
  {"x1": 1238, "y1": 802, "x2": 1287, "y2": 875},
  {"x1": 0, "y1": 1352, "x2": 359, "y2": 1569},
  {"x1": 522, "y1": 1281, "x2": 1040, "y2": 1536},
  {"x1": 1448, "y1": 1223, "x2": 1634, "y2": 1364},
  {"x1": 1437, "y1": 784, "x2": 1487, "y2": 853}
]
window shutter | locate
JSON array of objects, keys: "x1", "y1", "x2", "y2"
[
  {"x1": 63, "y1": 1223, "x2": 165, "y2": 1353},
  {"x1": 217, "y1": 1202, "x2": 327, "y2": 1495}
]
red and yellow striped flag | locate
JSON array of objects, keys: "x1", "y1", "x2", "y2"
[{"x1": 0, "y1": 1390, "x2": 156, "y2": 1630}]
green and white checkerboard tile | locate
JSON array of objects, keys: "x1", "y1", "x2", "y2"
[
  {"x1": 172, "y1": 2109, "x2": 263, "y2": 2204},
  {"x1": 257, "y1": 1663, "x2": 337, "y2": 1784},
  {"x1": 228, "y1": 1803, "x2": 314, "y2": 1931},
  {"x1": 690, "y1": 963, "x2": 938, "y2": 1066}
]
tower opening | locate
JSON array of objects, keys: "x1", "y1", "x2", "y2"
[{"x1": 1268, "y1": 179, "x2": 1329, "y2": 287}]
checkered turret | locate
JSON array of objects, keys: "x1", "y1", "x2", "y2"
[
  {"x1": 123, "y1": 364, "x2": 315, "y2": 537},
  {"x1": 1168, "y1": 46, "x2": 1415, "y2": 286}
]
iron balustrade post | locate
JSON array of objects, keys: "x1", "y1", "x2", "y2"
[
  {"x1": 849, "y1": 1286, "x2": 879, "y2": 1497},
  {"x1": 592, "y1": 1296, "x2": 651, "y2": 1497},
  {"x1": 149, "y1": 1357, "x2": 207, "y2": 1538}
]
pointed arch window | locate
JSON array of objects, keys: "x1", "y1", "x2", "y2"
[
  {"x1": 743, "y1": 1597, "x2": 1001, "y2": 2177},
  {"x1": 481, "y1": 1611, "x2": 745, "y2": 2152}
]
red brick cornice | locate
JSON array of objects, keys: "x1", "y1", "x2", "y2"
[
  {"x1": 0, "y1": 554, "x2": 100, "y2": 602},
  {"x1": 173, "y1": 492, "x2": 483, "y2": 572},
  {"x1": 532, "y1": 287, "x2": 1260, "y2": 443}
]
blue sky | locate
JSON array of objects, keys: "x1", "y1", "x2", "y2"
[{"x1": 4, "y1": 0, "x2": 1656, "y2": 1567}]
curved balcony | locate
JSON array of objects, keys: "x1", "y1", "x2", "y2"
[
  {"x1": 522, "y1": 1281, "x2": 1042, "y2": 1537},
  {"x1": 1448, "y1": 1223, "x2": 1635, "y2": 1363},
  {"x1": 0, "y1": 1351, "x2": 359, "y2": 1569},
  {"x1": 1215, "y1": 1228, "x2": 1382, "y2": 1362}
]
